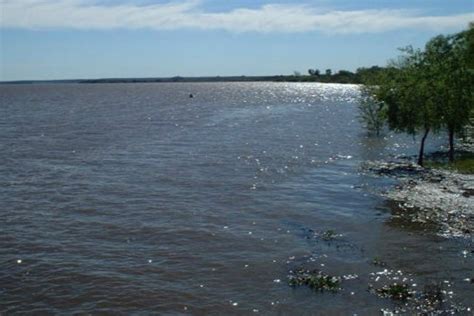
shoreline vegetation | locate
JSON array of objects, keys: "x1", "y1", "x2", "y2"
[
  {"x1": 358, "y1": 23, "x2": 473, "y2": 167},
  {"x1": 360, "y1": 23, "x2": 473, "y2": 243}
]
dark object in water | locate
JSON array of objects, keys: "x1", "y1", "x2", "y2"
[
  {"x1": 372, "y1": 257, "x2": 388, "y2": 267},
  {"x1": 189, "y1": 93, "x2": 194, "y2": 98}
]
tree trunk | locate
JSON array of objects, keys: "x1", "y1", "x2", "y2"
[
  {"x1": 418, "y1": 128, "x2": 430, "y2": 166},
  {"x1": 448, "y1": 128, "x2": 455, "y2": 162}
]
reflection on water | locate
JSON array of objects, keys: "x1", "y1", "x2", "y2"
[{"x1": 1, "y1": 82, "x2": 472, "y2": 314}]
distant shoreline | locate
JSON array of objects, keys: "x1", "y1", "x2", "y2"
[{"x1": 0, "y1": 75, "x2": 363, "y2": 85}]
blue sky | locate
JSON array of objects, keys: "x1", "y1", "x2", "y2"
[{"x1": 1, "y1": 0, "x2": 473, "y2": 81}]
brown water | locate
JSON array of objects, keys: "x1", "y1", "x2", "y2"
[{"x1": 1, "y1": 82, "x2": 472, "y2": 314}]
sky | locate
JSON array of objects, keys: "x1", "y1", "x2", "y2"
[{"x1": 0, "y1": 0, "x2": 473, "y2": 81}]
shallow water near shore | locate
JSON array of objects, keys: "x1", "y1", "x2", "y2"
[{"x1": 1, "y1": 82, "x2": 472, "y2": 314}]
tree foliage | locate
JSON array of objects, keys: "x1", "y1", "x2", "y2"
[
  {"x1": 362, "y1": 25, "x2": 474, "y2": 165},
  {"x1": 357, "y1": 87, "x2": 386, "y2": 136},
  {"x1": 424, "y1": 31, "x2": 473, "y2": 161},
  {"x1": 308, "y1": 69, "x2": 320, "y2": 76}
]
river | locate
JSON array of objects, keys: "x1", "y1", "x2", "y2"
[{"x1": 1, "y1": 82, "x2": 472, "y2": 314}]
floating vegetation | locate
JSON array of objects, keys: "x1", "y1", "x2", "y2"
[
  {"x1": 288, "y1": 268, "x2": 341, "y2": 292},
  {"x1": 300, "y1": 228, "x2": 342, "y2": 242},
  {"x1": 294, "y1": 226, "x2": 365, "y2": 262},
  {"x1": 369, "y1": 269, "x2": 415, "y2": 302},
  {"x1": 284, "y1": 256, "x2": 471, "y2": 313},
  {"x1": 367, "y1": 267, "x2": 471, "y2": 314},
  {"x1": 375, "y1": 283, "x2": 413, "y2": 300},
  {"x1": 320, "y1": 230, "x2": 338, "y2": 241},
  {"x1": 374, "y1": 281, "x2": 471, "y2": 314}
]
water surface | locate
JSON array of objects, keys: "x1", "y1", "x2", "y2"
[{"x1": 1, "y1": 82, "x2": 472, "y2": 314}]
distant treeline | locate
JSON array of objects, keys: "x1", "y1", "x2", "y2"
[
  {"x1": 1, "y1": 68, "x2": 386, "y2": 85},
  {"x1": 79, "y1": 76, "x2": 296, "y2": 84},
  {"x1": 78, "y1": 71, "x2": 381, "y2": 84},
  {"x1": 293, "y1": 67, "x2": 386, "y2": 84}
]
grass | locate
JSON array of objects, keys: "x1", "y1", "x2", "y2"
[{"x1": 425, "y1": 152, "x2": 474, "y2": 174}]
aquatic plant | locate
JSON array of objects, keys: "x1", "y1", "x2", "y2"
[
  {"x1": 320, "y1": 229, "x2": 338, "y2": 241},
  {"x1": 376, "y1": 283, "x2": 413, "y2": 300},
  {"x1": 288, "y1": 268, "x2": 341, "y2": 292}
]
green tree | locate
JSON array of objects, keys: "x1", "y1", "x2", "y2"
[
  {"x1": 372, "y1": 47, "x2": 440, "y2": 166},
  {"x1": 424, "y1": 31, "x2": 473, "y2": 162},
  {"x1": 356, "y1": 66, "x2": 385, "y2": 83},
  {"x1": 465, "y1": 22, "x2": 474, "y2": 70},
  {"x1": 334, "y1": 70, "x2": 356, "y2": 83},
  {"x1": 364, "y1": 25, "x2": 473, "y2": 166},
  {"x1": 357, "y1": 86, "x2": 386, "y2": 136}
]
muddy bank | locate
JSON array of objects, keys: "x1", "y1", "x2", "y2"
[{"x1": 363, "y1": 161, "x2": 474, "y2": 238}]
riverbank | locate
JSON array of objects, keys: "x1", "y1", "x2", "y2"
[
  {"x1": 387, "y1": 165, "x2": 472, "y2": 238},
  {"x1": 364, "y1": 147, "x2": 474, "y2": 239}
]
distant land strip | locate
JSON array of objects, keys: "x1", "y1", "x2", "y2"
[{"x1": 0, "y1": 75, "x2": 366, "y2": 85}]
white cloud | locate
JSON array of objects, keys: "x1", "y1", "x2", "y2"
[{"x1": 1, "y1": 0, "x2": 473, "y2": 33}]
